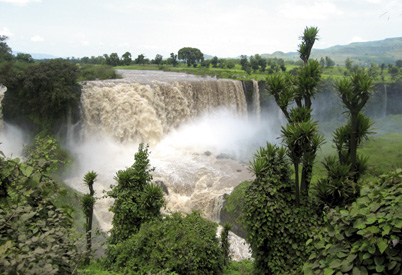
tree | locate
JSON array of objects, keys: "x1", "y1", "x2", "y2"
[
  {"x1": 108, "y1": 52, "x2": 120, "y2": 66},
  {"x1": 368, "y1": 62, "x2": 379, "y2": 79},
  {"x1": 267, "y1": 26, "x2": 324, "y2": 206},
  {"x1": 15, "y1": 53, "x2": 34, "y2": 63},
  {"x1": 388, "y1": 65, "x2": 400, "y2": 80},
  {"x1": 178, "y1": 47, "x2": 204, "y2": 67},
  {"x1": 255, "y1": 54, "x2": 267, "y2": 72},
  {"x1": 121, "y1": 51, "x2": 132, "y2": 66},
  {"x1": 250, "y1": 56, "x2": 259, "y2": 72},
  {"x1": 134, "y1": 54, "x2": 146, "y2": 65},
  {"x1": 325, "y1": 56, "x2": 335, "y2": 67},
  {"x1": 154, "y1": 54, "x2": 163, "y2": 66},
  {"x1": 0, "y1": 35, "x2": 13, "y2": 62},
  {"x1": 107, "y1": 143, "x2": 165, "y2": 245},
  {"x1": 240, "y1": 55, "x2": 251, "y2": 74},
  {"x1": 396, "y1": 59, "x2": 402, "y2": 68},
  {"x1": 345, "y1": 58, "x2": 353, "y2": 72},
  {"x1": 335, "y1": 71, "x2": 374, "y2": 179},
  {"x1": 298, "y1": 26, "x2": 319, "y2": 64},
  {"x1": 320, "y1": 57, "x2": 325, "y2": 67},
  {"x1": 1, "y1": 59, "x2": 81, "y2": 134},
  {"x1": 211, "y1": 56, "x2": 219, "y2": 68},
  {"x1": 81, "y1": 171, "x2": 97, "y2": 266},
  {"x1": 169, "y1": 52, "x2": 178, "y2": 67},
  {"x1": 314, "y1": 72, "x2": 374, "y2": 209}
]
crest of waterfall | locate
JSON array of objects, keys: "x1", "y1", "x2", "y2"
[
  {"x1": 80, "y1": 79, "x2": 247, "y2": 144},
  {"x1": 252, "y1": 80, "x2": 261, "y2": 119}
]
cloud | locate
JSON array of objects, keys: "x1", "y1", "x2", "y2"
[
  {"x1": 279, "y1": 0, "x2": 343, "y2": 20},
  {"x1": 31, "y1": 35, "x2": 44, "y2": 42},
  {"x1": 0, "y1": 0, "x2": 41, "y2": 6},
  {"x1": 350, "y1": 36, "x2": 367, "y2": 43},
  {"x1": 0, "y1": 27, "x2": 14, "y2": 37}
]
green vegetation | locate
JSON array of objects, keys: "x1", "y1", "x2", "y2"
[
  {"x1": 1, "y1": 28, "x2": 402, "y2": 275},
  {"x1": 105, "y1": 212, "x2": 225, "y2": 274},
  {"x1": 82, "y1": 171, "x2": 98, "y2": 266},
  {"x1": 1, "y1": 59, "x2": 81, "y2": 135},
  {"x1": 304, "y1": 168, "x2": 402, "y2": 275},
  {"x1": 244, "y1": 143, "x2": 322, "y2": 274},
  {"x1": 106, "y1": 144, "x2": 165, "y2": 245},
  {"x1": 0, "y1": 136, "x2": 82, "y2": 274}
]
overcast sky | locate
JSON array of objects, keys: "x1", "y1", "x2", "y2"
[{"x1": 0, "y1": 0, "x2": 401, "y2": 59}]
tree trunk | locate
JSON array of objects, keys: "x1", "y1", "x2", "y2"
[
  {"x1": 294, "y1": 162, "x2": 300, "y2": 207},
  {"x1": 84, "y1": 210, "x2": 93, "y2": 266},
  {"x1": 350, "y1": 112, "x2": 358, "y2": 180}
]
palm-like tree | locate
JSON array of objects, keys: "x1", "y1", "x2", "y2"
[
  {"x1": 82, "y1": 171, "x2": 97, "y2": 266},
  {"x1": 335, "y1": 71, "x2": 374, "y2": 176}
]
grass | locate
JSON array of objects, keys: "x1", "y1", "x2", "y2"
[{"x1": 112, "y1": 63, "x2": 397, "y2": 84}]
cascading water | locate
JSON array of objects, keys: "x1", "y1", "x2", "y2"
[
  {"x1": 0, "y1": 85, "x2": 6, "y2": 129},
  {"x1": 79, "y1": 75, "x2": 247, "y2": 144},
  {"x1": 252, "y1": 80, "x2": 261, "y2": 120}
]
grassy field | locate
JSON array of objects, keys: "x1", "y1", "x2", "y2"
[
  {"x1": 311, "y1": 114, "x2": 402, "y2": 183},
  {"x1": 113, "y1": 63, "x2": 396, "y2": 84}
]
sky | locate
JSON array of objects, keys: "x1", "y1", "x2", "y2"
[{"x1": 0, "y1": 0, "x2": 401, "y2": 59}]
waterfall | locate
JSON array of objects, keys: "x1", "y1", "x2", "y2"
[
  {"x1": 65, "y1": 71, "x2": 258, "y2": 260},
  {"x1": 80, "y1": 78, "x2": 247, "y2": 144},
  {"x1": 0, "y1": 85, "x2": 6, "y2": 129},
  {"x1": 252, "y1": 80, "x2": 261, "y2": 119}
]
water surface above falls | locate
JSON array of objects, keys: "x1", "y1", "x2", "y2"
[{"x1": 65, "y1": 69, "x2": 281, "y2": 260}]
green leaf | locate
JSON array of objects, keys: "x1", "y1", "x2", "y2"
[
  {"x1": 375, "y1": 265, "x2": 385, "y2": 273},
  {"x1": 21, "y1": 165, "x2": 34, "y2": 177},
  {"x1": 324, "y1": 268, "x2": 335, "y2": 275},
  {"x1": 382, "y1": 224, "x2": 391, "y2": 236},
  {"x1": 366, "y1": 217, "x2": 377, "y2": 225},
  {"x1": 394, "y1": 219, "x2": 402, "y2": 228},
  {"x1": 377, "y1": 238, "x2": 388, "y2": 254}
]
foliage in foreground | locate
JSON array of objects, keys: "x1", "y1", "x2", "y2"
[
  {"x1": 0, "y1": 136, "x2": 81, "y2": 274},
  {"x1": 304, "y1": 168, "x2": 402, "y2": 274},
  {"x1": 105, "y1": 212, "x2": 225, "y2": 274},
  {"x1": 244, "y1": 143, "x2": 322, "y2": 274}
]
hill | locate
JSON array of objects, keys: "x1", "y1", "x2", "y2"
[{"x1": 261, "y1": 37, "x2": 402, "y2": 65}]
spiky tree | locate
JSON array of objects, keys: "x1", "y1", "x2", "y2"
[
  {"x1": 314, "y1": 71, "x2": 374, "y2": 208},
  {"x1": 267, "y1": 26, "x2": 324, "y2": 205},
  {"x1": 81, "y1": 171, "x2": 97, "y2": 266}
]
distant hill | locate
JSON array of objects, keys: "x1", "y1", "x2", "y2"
[{"x1": 261, "y1": 37, "x2": 402, "y2": 65}]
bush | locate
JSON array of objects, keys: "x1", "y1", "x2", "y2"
[
  {"x1": 303, "y1": 168, "x2": 402, "y2": 274},
  {"x1": 0, "y1": 144, "x2": 81, "y2": 274},
  {"x1": 78, "y1": 65, "x2": 119, "y2": 81},
  {"x1": 107, "y1": 144, "x2": 165, "y2": 245},
  {"x1": 106, "y1": 212, "x2": 225, "y2": 274},
  {"x1": 244, "y1": 143, "x2": 322, "y2": 274}
]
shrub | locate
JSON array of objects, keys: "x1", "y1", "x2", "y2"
[
  {"x1": 244, "y1": 143, "x2": 322, "y2": 274},
  {"x1": 303, "y1": 168, "x2": 402, "y2": 274},
  {"x1": 107, "y1": 143, "x2": 165, "y2": 245},
  {"x1": 0, "y1": 144, "x2": 81, "y2": 274},
  {"x1": 106, "y1": 212, "x2": 225, "y2": 274}
]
